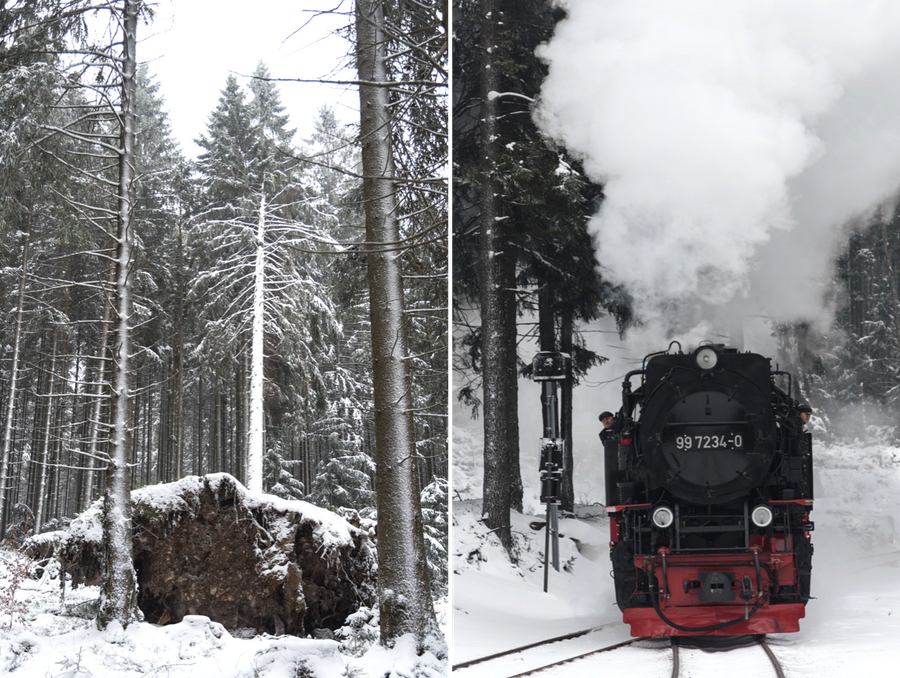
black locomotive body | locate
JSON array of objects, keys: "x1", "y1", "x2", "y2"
[{"x1": 603, "y1": 344, "x2": 814, "y2": 636}]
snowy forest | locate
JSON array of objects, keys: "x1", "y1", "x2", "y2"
[
  {"x1": 453, "y1": 0, "x2": 900, "y2": 674},
  {"x1": 0, "y1": 1, "x2": 447, "y2": 676},
  {"x1": 453, "y1": 0, "x2": 900, "y2": 537}
]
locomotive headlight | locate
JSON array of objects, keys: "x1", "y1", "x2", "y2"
[
  {"x1": 751, "y1": 504, "x2": 774, "y2": 528},
  {"x1": 652, "y1": 505, "x2": 675, "y2": 529},
  {"x1": 695, "y1": 347, "x2": 718, "y2": 370}
]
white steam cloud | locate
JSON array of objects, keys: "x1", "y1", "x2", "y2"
[{"x1": 535, "y1": 0, "x2": 900, "y2": 333}]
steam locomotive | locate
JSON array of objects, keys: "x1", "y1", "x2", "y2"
[{"x1": 603, "y1": 343, "x2": 814, "y2": 637}]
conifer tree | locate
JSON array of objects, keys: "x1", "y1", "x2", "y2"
[
  {"x1": 454, "y1": 0, "x2": 630, "y2": 524},
  {"x1": 249, "y1": 61, "x2": 296, "y2": 188},
  {"x1": 295, "y1": 108, "x2": 376, "y2": 512},
  {"x1": 193, "y1": 73, "x2": 341, "y2": 492}
]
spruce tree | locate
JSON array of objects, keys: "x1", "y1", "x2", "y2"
[
  {"x1": 454, "y1": 0, "x2": 631, "y2": 522},
  {"x1": 192, "y1": 73, "x2": 341, "y2": 492}
]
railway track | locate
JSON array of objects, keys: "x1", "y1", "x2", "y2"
[
  {"x1": 454, "y1": 631, "x2": 787, "y2": 678},
  {"x1": 671, "y1": 636, "x2": 786, "y2": 678},
  {"x1": 757, "y1": 638, "x2": 787, "y2": 678},
  {"x1": 451, "y1": 625, "x2": 637, "y2": 678}
]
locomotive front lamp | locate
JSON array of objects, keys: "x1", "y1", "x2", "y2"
[
  {"x1": 695, "y1": 347, "x2": 718, "y2": 370},
  {"x1": 751, "y1": 504, "x2": 774, "y2": 528},
  {"x1": 652, "y1": 505, "x2": 675, "y2": 529}
]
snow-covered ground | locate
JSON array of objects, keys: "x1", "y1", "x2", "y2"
[
  {"x1": 0, "y1": 484, "x2": 448, "y2": 678},
  {"x1": 452, "y1": 423, "x2": 900, "y2": 675},
  {"x1": 0, "y1": 563, "x2": 447, "y2": 678}
]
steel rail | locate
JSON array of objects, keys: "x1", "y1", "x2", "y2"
[
  {"x1": 450, "y1": 627, "x2": 642, "y2": 678},
  {"x1": 670, "y1": 637, "x2": 785, "y2": 678},
  {"x1": 503, "y1": 639, "x2": 638, "y2": 678},
  {"x1": 450, "y1": 625, "x2": 602, "y2": 671},
  {"x1": 758, "y1": 637, "x2": 786, "y2": 678},
  {"x1": 456, "y1": 633, "x2": 783, "y2": 678}
]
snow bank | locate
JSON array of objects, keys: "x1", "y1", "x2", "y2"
[
  {"x1": 0, "y1": 611, "x2": 343, "y2": 678},
  {"x1": 0, "y1": 554, "x2": 448, "y2": 678},
  {"x1": 29, "y1": 474, "x2": 363, "y2": 556},
  {"x1": 452, "y1": 497, "x2": 618, "y2": 665}
]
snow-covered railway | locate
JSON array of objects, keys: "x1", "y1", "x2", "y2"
[
  {"x1": 670, "y1": 637, "x2": 786, "y2": 678},
  {"x1": 452, "y1": 631, "x2": 788, "y2": 678},
  {"x1": 451, "y1": 626, "x2": 636, "y2": 678}
]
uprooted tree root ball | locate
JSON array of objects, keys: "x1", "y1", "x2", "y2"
[{"x1": 28, "y1": 473, "x2": 377, "y2": 636}]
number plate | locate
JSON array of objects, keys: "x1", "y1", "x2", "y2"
[{"x1": 674, "y1": 432, "x2": 744, "y2": 451}]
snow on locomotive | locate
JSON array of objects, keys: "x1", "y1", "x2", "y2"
[{"x1": 602, "y1": 343, "x2": 814, "y2": 636}]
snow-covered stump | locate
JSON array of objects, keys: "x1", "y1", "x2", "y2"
[{"x1": 29, "y1": 474, "x2": 377, "y2": 637}]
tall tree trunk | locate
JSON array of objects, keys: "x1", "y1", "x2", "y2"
[
  {"x1": 881, "y1": 208, "x2": 900, "y2": 355},
  {"x1": 196, "y1": 376, "x2": 203, "y2": 476},
  {"x1": 34, "y1": 328, "x2": 60, "y2": 533},
  {"x1": 214, "y1": 381, "x2": 223, "y2": 473},
  {"x1": 478, "y1": 0, "x2": 517, "y2": 551},
  {"x1": 356, "y1": 0, "x2": 440, "y2": 652},
  {"x1": 84, "y1": 262, "x2": 115, "y2": 510},
  {"x1": 143, "y1": 374, "x2": 152, "y2": 484},
  {"x1": 236, "y1": 353, "x2": 246, "y2": 484},
  {"x1": 248, "y1": 195, "x2": 265, "y2": 492},
  {"x1": 98, "y1": 0, "x2": 140, "y2": 628},
  {"x1": 0, "y1": 228, "x2": 29, "y2": 537},
  {"x1": 157, "y1": 358, "x2": 169, "y2": 482},
  {"x1": 175, "y1": 220, "x2": 186, "y2": 480},
  {"x1": 26, "y1": 334, "x2": 48, "y2": 513},
  {"x1": 223, "y1": 388, "x2": 230, "y2": 474},
  {"x1": 502, "y1": 244, "x2": 523, "y2": 513}
]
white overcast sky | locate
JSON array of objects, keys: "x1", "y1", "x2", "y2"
[{"x1": 139, "y1": 0, "x2": 359, "y2": 158}]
